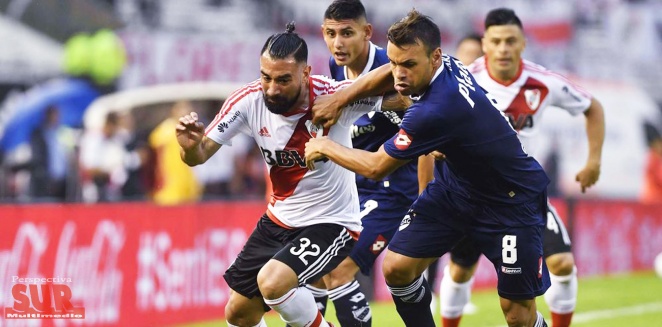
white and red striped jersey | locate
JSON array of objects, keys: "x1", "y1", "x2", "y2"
[
  {"x1": 205, "y1": 75, "x2": 382, "y2": 232},
  {"x1": 468, "y1": 57, "x2": 592, "y2": 158}
]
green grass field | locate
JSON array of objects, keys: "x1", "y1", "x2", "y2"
[{"x1": 182, "y1": 272, "x2": 662, "y2": 327}]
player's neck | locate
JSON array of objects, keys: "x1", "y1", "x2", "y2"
[
  {"x1": 345, "y1": 42, "x2": 371, "y2": 80},
  {"x1": 292, "y1": 80, "x2": 310, "y2": 111},
  {"x1": 488, "y1": 60, "x2": 522, "y2": 85}
]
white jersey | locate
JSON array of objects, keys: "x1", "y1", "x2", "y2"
[
  {"x1": 469, "y1": 57, "x2": 592, "y2": 158},
  {"x1": 205, "y1": 76, "x2": 382, "y2": 232}
]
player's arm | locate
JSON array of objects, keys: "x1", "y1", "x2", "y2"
[
  {"x1": 177, "y1": 111, "x2": 222, "y2": 166},
  {"x1": 305, "y1": 137, "x2": 408, "y2": 180},
  {"x1": 417, "y1": 154, "x2": 435, "y2": 194},
  {"x1": 381, "y1": 92, "x2": 412, "y2": 111},
  {"x1": 313, "y1": 64, "x2": 395, "y2": 127},
  {"x1": 576, "y1": 97, "x2": 605, "y2": 192}
]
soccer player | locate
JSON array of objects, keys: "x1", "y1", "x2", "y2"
[
  {"x1": 438, "y1": 8, "x2": 605, "y2": 327},
  {"x1": 455, "y1": 34, "x2": 483, "y2": 66},
  {"x1": 309, "y1": 1, "x2": 433, "y2": 326},
  {"x1": 177, "y1": 23, "x2": 386, "y2": 327},
  {"x1": 428, "y1": 32, "x2": 485, "y2": 317},
  {"x1": 306, "y1": 10, "x2": 551, "y2": 327}
]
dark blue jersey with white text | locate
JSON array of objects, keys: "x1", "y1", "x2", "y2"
[
  {"x1": 383, "y1": 54, "x2": 549, "y2": 209},
  {"x1": 330, "y1": 42, "x2": 418, "y2": 206}
]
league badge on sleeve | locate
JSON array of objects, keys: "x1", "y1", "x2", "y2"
[{"x1": 394, "y1": 129, "x2": 413, "y2": 150}]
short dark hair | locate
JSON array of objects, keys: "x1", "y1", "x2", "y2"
[
  {"x1": 457, "y1": 33, "x2": 482, "y2": 47},
  {"x1": 387, "y1": 9, "x2": 440, "y2": 55},
  {"x1": 484, "y1": 8, "x2": 523, "y2": 30},
  {"x1": 324, "y1": 0, "x2": 366, "y2": 21},
  {"x1": 261, "y1": 22, "x2": 308, "y2": 63}
]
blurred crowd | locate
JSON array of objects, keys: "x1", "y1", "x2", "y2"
[
  {"x1": 1, "y1": 98, "x2": 267, "y2": 204},
  {"x1": 0, "y1": 0, "x2": 661, "y2": 204}
]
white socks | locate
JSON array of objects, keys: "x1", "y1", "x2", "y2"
[
  {"x1": 544, "y1": 265, "x2": 578, "y2": 314},
  {"x1": 439, "y1": 265, "x2": 475, "y2": 318},
  {"x1": 264, "y1": 287, "x2": 331, "y2": 327}
]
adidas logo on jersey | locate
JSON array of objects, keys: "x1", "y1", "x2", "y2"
[{"x1": 258, "y1": 126, "x2": 271, "y2": 137}]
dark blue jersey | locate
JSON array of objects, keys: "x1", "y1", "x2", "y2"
[
  {"x1": 330, "y1": 42, "x2": 418, "y2": 205},
  {"x1": 383, "y1": 54, "x2": 549, "y2": 206}
]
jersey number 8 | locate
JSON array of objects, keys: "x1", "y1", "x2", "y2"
[{"x1": 502, "y1": 235, "x2": 518, "y2": 264}]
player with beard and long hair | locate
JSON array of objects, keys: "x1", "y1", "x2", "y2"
[{"x1": 177, "y1": 22, "x2": 404, "y2": 327}]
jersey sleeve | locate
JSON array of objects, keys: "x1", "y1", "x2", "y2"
[
  {"x1": 383, "y1": 103, "x2": 440, "y2": 160},
  {"x1": 204, "y1": 95, "x2": 251, "y2": 146},
  {"x1": 311, "y1": 75, "x2": 383, "y2": 127},
  {"x1": 337, "y1": 95, "x2": 383, "y2": 126},
  {"x1": 547, "y1": 71, "x2": 592, "y2": 116}
]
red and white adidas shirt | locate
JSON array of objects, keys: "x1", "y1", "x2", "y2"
[
  {"x1": 469, "y1": 58, "x2": 592, "y2": 158},
  {"x1": 205, "y1": 75, "x2": 382, "y2": 232}
]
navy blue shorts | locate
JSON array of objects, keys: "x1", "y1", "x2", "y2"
[
  {"x1": 450, "y1": 201, "x2": 573, "y2": 267},
  {"x1": 389, "y1": 187, "x2": 551, "y2": 300},
  {"x1": 351, "y1": 193, "x2": 410, "y2": 275}
]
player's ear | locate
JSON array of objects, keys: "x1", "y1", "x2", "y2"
[
  {"x1": 302, "y1": 65, "x2": 311, "y2": 81},
  {"x1": 431, "y1": 47, "x2": 442, "y2": 66},
  {"x1": 364, "y1": 23, "x2": 373, "y2": 41}
]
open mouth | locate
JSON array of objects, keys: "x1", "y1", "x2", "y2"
[
  {"x1": 394, "y1": 83, "x2": 409, "y2": 92},
  {"x1": 334, "y1": 52, "x2": 348, "y2": 61}
]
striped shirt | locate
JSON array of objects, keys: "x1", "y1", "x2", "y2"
[{"x1": 205, "y1": 76, "x2": 382, "y2": 232}]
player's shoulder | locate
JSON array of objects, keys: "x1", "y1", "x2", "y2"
[
  {"x1": 373, "y1": 43, "x2": 389, "y2": 65},
  {"x1": 229, "y1": 79, "x2": 262, "y2": 99},
  {"x1": 309, "y1": 75, "x2": 353, "y2": 95},
  {"x1": 328, "y1": 57, "x2": 344, "y2": 80},
  {"x1": 522, "y1": 59, "x2": 585, "y2": 91},
  {"x1": 221, "y1": 79, "x2": 263, "y2": 109},
  {"x1": 467, "y1": 56, "x2": 486, "y2": 75},
  {"x1": 522, "y1": 59, "x2": 566, "y2": 81}
]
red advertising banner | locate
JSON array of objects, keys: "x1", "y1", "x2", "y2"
[
  {"x1": 0, "y1": 202, "x2": 265, "y2": 327},
  {"x1": 573, "y1": 201, "x2": 662, "y2": 276},
  {"x1": 1, "y1": 199, "x2": 660, "y2": 324}
]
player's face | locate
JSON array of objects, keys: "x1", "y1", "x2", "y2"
[
  {"x1": 456, "y1": 39, "x2": 483, "y2": 66},
  {"x1": 482, "y1": 24, "x2": 526, "y2": 81},
  {"x1": 259, "y1": 54, "x2": 310, "y2": 115},
  {"x1": 387, "y1": 40, "x2": 441, "y2": 96},
  {"x1": 321, "y1": 18, "x2": 371, "y2": 68}
]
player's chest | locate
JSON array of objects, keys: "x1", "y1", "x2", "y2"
[
  {"x1": 250, "y1": 112, "x2": 327, "y2": 164},
  {"x1": 479, "y1": 75, "x2": 551, "y2": 113}
]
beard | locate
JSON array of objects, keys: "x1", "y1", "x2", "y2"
[{"x1": 264, "y1": 87, "x2": 301, "y2": 115}]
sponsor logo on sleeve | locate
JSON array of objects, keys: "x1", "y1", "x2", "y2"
[{"x1": 217, "y1": 111, "x2": 241, "y2": 133}]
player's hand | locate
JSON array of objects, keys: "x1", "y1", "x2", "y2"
[
  {"x1": 312, "y1": 94, "x2": 343, "y2": 128},
  {"x1": 176, "y1": 111, "x2": 206, "y2": 151},
  {"x1": 429, "y1": 151, "x2": 446, "y2": 160},
  {"x1": 575, "y1": 161, "x2": 601, "y2": 193},
  {"x1": 305, "y1": 137, "x2": 328, "y2": 170}
]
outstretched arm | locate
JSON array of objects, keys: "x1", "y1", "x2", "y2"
[
  {"x1": 313, "y1": 64, "x2": 395, "y2": 128},
  {"x1": 177, "y1": 112, "x2": 222, "y2": 166},
  {"x1": 305, "y1": 137, "x2": 408, "y2": 180},
  {"x1": 576, "y1": 98, "x2": 605, "y2": 193}
]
